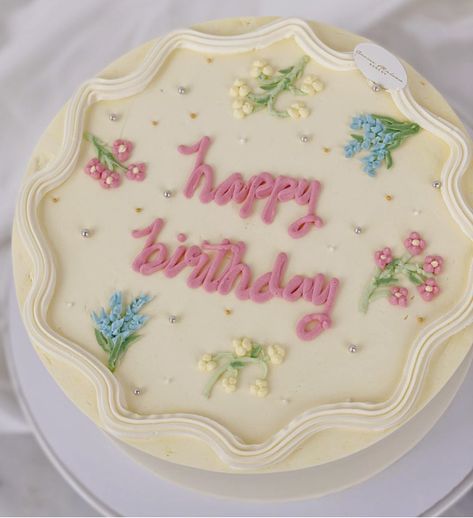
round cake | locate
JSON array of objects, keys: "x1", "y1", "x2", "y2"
[{"x1": 13, "y1": 17, "x2": 473, "y2": 474}]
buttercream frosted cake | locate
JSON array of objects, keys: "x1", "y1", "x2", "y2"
[{"x1": 13, "y1": 17, "x2": 473, "y2": 473}]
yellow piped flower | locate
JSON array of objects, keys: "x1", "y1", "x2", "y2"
[
  {"x1": 250, "y1": 378, "x2": 269, "y2": 398},
  {"x1": 250, "y1": 60, "x2": 274, "y2": 78},
  {"x1": 222, "y1": 376, "x2": 238, "y2": 393},
  {"x1": 267, "y1": 344, "x2": 286, "y2": 365},
  {"x1": 232, "y1": 99, "x2": 254, "y2": 119},
  {"x1": 233, "y1": 337, "x2": 253, "y2": 357},
  {"x1": 229, "y1": 79, "x2": 250, "y2": 98},
  {"x1": 301, "y1": 75, "x2": 324, "y2": 95},
  {"x1": 287, "y1": 102, "x2": 310, "y2": 119},
  {"x1": 198, "y1": 353, "x2": 217, "y2": 372}
]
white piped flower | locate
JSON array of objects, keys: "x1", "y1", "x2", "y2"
[
  {"x1": 232, "y1": 99, "x2": 254, "y2": 119},
  {"x1": 233, "y1": 337, "x2": 253, "y2": 357},
  {"x1": 198, "y1": 353, "x2": 217, "y2": 372},
  {"x1": 301, "y1": 75, "x2": 324, "y2": 95},
  {"x1": 250, "y1": 59, "x2": 273, "y2": 78},
  {"x1": 250, "y1": 378, "x2": 269, "y2": 398},
  {"x1": 267, "y1": 344, "x2": 286, "y2": 365},
  {"x1": 222, "y1": 376, "x2": 238, "y2": 393},
  {"x1": 287, "y1": 102, "x2": 310, "y2": 119},
  {"x1": 229, "y1": 79, "x2": 250, "y2": 98}
]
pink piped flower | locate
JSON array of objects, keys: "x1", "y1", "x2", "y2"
[
  {"x1": 112, "y1": 139, "x2": 133, "y2": 162},
  {"x1": 389, "y1": 286, "x2": 409, "y2": 307},
  {"x1": 417, "y1": 278, "x2": 440, "y2": 302},
  {"x1": 423, "y1": 255, "x2": 443, "y2": 275},
  {"x1": 374, "y1": 247, "x2": 393, "y2": 269},
  {"x1": 84, "y1": 158, "x2": 105, "y2": 180},
  {"x1": 100, "y1": 169, "x2": 121, "y2": 189},
  {"x1": 126, "y1": 162, "x2": 147, "y2": 182},
  {"x1": 404, "y1": 232, "x2": 426, "y2": 256}
]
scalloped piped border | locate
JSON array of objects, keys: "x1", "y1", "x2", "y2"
[{"x1": 16, "y1": 17, "x2": 473, "y2": 470}]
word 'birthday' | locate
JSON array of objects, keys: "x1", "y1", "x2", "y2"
[
  {"x1": 178, "y1": 136, "x2": 324, "y2": 239},
  {"x1": 131, "y1": 218, "x2": 339, "y2": 341}
]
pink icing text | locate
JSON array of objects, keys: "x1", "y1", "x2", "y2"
[
  {"x1": 178, "y1": 136, "x2": 324, "y2": 239},
  {"x1": 131, "y1": 218, "x2": 340, "y2": 341}
]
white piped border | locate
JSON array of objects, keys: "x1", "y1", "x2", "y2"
[{"x1": 16, "y1": 18, "x2": 473, "y2": 470}]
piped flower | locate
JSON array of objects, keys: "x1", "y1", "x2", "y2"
[
  {"x1": 267, "y1": 344, "x2": 286, "y2": 365},
  {"x1": 84, "y1": 158, "x2": 105, "y2": 179},
  {"x1": 423, "y1": 255, "x2": 443, "y2": 275},
  {"x1": 112, "y1": 139, "x2": 133, "y2": 162},
  {"x1": 99, "y1": 169, "x2": 121, "y2": 189},
  {"x1": 345, "y1": 114, "x2": 420, "y2": 175},
  {"x1": 417, "y1": 278, "x2": 440, "y2": 301},
  {"x1": 91, "y1": 292, "x2": 152, "y2": 371},
  {"x1": 374, "y1": 247, "x2": 393, "y2": 269},
  {"x1": 300, "y1": 74, "x2": 324, "y2": 95},
  {"x1": 233, "y1": 337, "x2": 252, "y2": 357},
  {"x1": 198, "y1": 354, "x2": 217, "y2": 372},
  {"x1": 250, "y1": 60, "x2": 274, "y2": 78},
  {"x1": 232, "y1": 98, "x2": 254, "y2": 119},
  {"x1": 200, "y1": 337, "x2": 285, "y2": 398},
  {"x1": 287, "y1": 102, "x2": 309, "y2": 119},
  {"x1": 250, "y1": 379, "x2": 269, "y2": 398},
  {"x1": 229, "y1": 79, "x2": 250, "y2": 98},
  {"x1": 360, "y1": 231, "x2": 445, "y2": 313},
  {"x1": 222, "y1": 376, "x2": 238, "y2": 394},
  {"x1": 126, "y1": 162, "x2": 147, "y2": 182},
  {"x1": 404, "y1": 232, "x2": 426, "y2": 256},
  {"x1": 389, "y1": 286, "x2": 409, "y2": 307},
  {"x1": 83, "y1": 133, "x2": 147, "y2": 189}
]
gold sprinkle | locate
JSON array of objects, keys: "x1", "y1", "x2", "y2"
[
  {"x1": 403, "y1": 315, "x2": 409, "y2": 320},
  {"x1": 206, "y1": 57, "x2": 214, "y2": 64},
  {"x1": 189, "y1": 112, "x2": 198, "y2": 119},
  {"x1": 417, "y1": 316, "x2": 425, "y2": 324},
  {"x1": 224, "y1": 308, "x2": 233, "y2": 315},
  {"x1": 135, "y1": 207, "x2": 143, "y2": 213},
  {"x1": 420, "y1": 80, "x2": 426, "y2": 86},
  {"x1": 151, "y1": 120, "x2": 159, "y2": 126},
  {"x1": 52, "y1": 197, "x2": 60, "y2": 203},
  {"x1": 322, "y1": 147, "x2": 331, "y2": 153},
  {"x1": 385, "y1": 194, "x2": 393, "y2": 201}
]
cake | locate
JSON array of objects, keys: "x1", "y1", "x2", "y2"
[{"x1": 13, "y1": 17, "x2": 473, "y2": 474}]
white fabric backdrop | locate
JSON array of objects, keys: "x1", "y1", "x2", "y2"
[{"x1": 1, "y1": 0, "x2": 472, "y2": 515}]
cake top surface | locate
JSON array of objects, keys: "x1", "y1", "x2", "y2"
[{"x1": 14, "y1": 17, "x2": 473, "y2": 472}]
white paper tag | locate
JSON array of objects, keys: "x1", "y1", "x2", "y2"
[{"x1": 353, "y1": 42, "x2": 407, "y2": 91}]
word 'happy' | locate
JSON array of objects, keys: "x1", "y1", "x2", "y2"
[{"x1": 178, "y1": 136, "x2": 324, "y2": 239}]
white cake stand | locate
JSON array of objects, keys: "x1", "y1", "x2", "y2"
[{"x1": 7, "y1": 284, "x2": 473, "y2": 516}]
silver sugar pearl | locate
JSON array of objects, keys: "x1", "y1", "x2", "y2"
[
  {"x1": 177, "y1": 86, "x2": 186, "y2": 95},
  {"x1": 354, "y1": 226, "x2": 363, "y2": 235},
  {"x1": 371, "y1": 82, "x2": 382, "y2": 92},
  {"x1": 163, "y1": 190, "x2": 172, "y2": 198},
  {"x1": 133, "y1": 388, "x2": 142, "y2": 396},
  {"x1": 80, "y1": 228, "x2": 90, "y2": 238},
  {"x1": 432, "y1": 180, "x2": 442, "y2": 189},
  {"x1": 163, "y1": 376, "x2": 173, "y2": 384},
  {"x1": 327, "y1": 244, "x2": 337, "y2": 252},
  {"x1": 65, "y1": 301, "x2": 75, "y2": 308},
  {"x1": 299, "y1": 135, "x2": 310, "y2": 143},
  {"x1": 239, "y1": 136, "x2": 248, "y2": 144},
  {"x1": 348, "y1": 344, "x2": 358, "y2": 353},
  {"x1": 413, "y1": 209, "x2": 422, "y2": 216},
  {"x1": 109, "y1": 113, "x2": 119, "y2": 121},
  {"x1": 169, "y1": 315, "x2": 177, "y2": 324}
]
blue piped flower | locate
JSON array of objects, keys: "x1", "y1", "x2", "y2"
[
  {"x1": 91, "y1": 291, "x2": 152, "y2": 371},
  {"x1": 344, "y1": 113, "x2": 420, "y2": 176}
]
